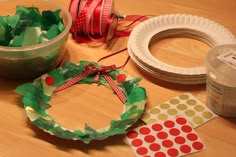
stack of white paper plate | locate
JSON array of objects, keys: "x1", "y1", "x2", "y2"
[{"x1": 128, "y1": 14, "x2": 236, "y2": 84}]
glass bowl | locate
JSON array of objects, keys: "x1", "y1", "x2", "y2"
[{"x1": 0, "y1": 0, "x2": 72, "y2": 79}]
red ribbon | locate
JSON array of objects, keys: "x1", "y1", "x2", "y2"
[
  {"x1": 69, "y1": 0, "x2": 149, "y2": 44},
  {"x1": 54, "y1": 63, "x2": 127, "y2": 104}
]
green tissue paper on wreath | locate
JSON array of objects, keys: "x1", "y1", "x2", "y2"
[
  {"x1": 14, "y1": 60, "x2": 147, "y2": 143},
  {"x1": 0, "y1": 6, "x2": 65, "y2": 47}
]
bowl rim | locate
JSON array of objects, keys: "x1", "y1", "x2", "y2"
[{"x1": 0, "y1": 0, "x2": 72, "y2": 52}]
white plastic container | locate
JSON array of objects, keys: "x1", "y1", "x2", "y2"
[{"x1": 205, "y1": 44, "x2": 236, "y2": 117}]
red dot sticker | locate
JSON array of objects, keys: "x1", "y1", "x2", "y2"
[
  {"x1": 136, "y1": 147, "x2": 148, "y2": 155},
  {"x1": 187, "y1": 133, "x2": 198, "y2": 141},
  {"x1": 176, "y1": 117, "x2": 187, "y2": 125},
  {"x1": 45, "y1": 76, "x2": 55, "y2": 86},
  {"x1": 131, "y1": 139, "x2": 143, "y2": 147},
  {"x1": 162, "y1": 139, "x2": 174, "y2": 148},
  {"x1": 144, "y1": 135, "x2": 156, "y2": 143},
  {"x1": 149, "y1": 143, "x2": 161, "y2": 151},
  {"x1": 127, "y1": 131, "x2": 138, "y2": 139},
  {"x1": 157, "y1": 131, "x2": 168, "y2": 139},
  {"x1": 117, "y1": 74, "x2": 126, "y2": 83},
  {"x1": 140, "y1": 127, "x2": 151, "y2": 135},
  {"x1": 152, "y1": 123, "x2": 163, "y2": 131},
  {"x1": 174, "y1": 136, "x2": 186, "y2": 144},
  {"x1": 164, "y1": 120, "x2": 175, "y2": 128},
  {"x1": 181, "y1": 125, "x2": 192, "y2": 133},
  {"x1": 155, "y1": 152, "x2": 166, "y2": 157},
  {"x1": 180, "y1": 145, "x2": 192, "y2": 153},
  {"x1": 167, "y1": 148, "x2": 179, "y2": 157},
  {"x1": 169, "y1": 128, "x2": 180, "y2": 136},
  {"x1": 192, "y1": 141, "x2": 204, "y2": 150}
]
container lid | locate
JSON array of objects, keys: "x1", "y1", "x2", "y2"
[{"x1": 205, "y1": 44, "x2": 236, "y2": 87}]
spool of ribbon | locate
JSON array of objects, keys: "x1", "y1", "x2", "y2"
[{"x1": 69, "y1": 0, "x2": 148, "y2": 44}]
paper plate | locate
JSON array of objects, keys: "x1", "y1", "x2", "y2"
[
  {"x1": 15, "y1": 60, "x2": 147, "y2": 143},
  {"x1": 128, "y1": 14, "x2": 236, "y2": 84},
  {"x1": 128, "y1": 43, "x2": 206, "y2": 84}
]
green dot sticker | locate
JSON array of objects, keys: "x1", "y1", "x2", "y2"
[
  {"x1": 202, "y1": 111, "x2": 213, "y2": 119},
  {"x1": 150, "y1": 108, "x2": 161, "y2": 114},
  {"x1": 179, "y1": 94, "x2": 189, "y2": 100},
  {"x1": 142, "y1": 113, "x2": 151, "y2": 120},
  {"x1": 185, "y1": 109, "x2": 196, "y2": 117},
  {"x1": 167, "y1": 109, "x2": 178, "y2": 115},
  {"x1": 177, "y1": 104, "x2": 187, "y2": 111},
  {"x1": 193, "y1": 116, "x2": 204, "y2": 124},
  {"x1": 160, "y1": 103, "x2": 170, "y2": 109},
  {"x1": 141, "y1": 93, "x2": 217, "y2": 128},
  {"x1": 186, "y1": 99, "x2": 197, "y2": 106},
  {"x1": 169, "y1": 99, "x2": 180, "y2": 105},
  {"x1": 157, "y1": 113, "x2": 168, "y2": 120},
  {"x1": 194, "y1": 105, "x2": 205, "y2": 112},
  {"x1": 147, "y1": 118, "x2": 157, "y2": 124}
]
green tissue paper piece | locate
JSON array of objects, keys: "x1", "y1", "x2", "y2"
[
  {"x1": 33, "y1": 78, "x2": 44, "y2": 90},
  {"x1": 120, "y1": 109, "x2": 143, "y2": 120},
  {"x1": 122, "y1": 78, "x2": 142, "y2": 94},
  {"x1": 5, "y1": 14, "x2": 20, "y2": 28},
  {"x1": 22, "y1": 27, "x2": 40, "y2": 46},
  {"x1": 103, "y1": 128, "x2": 127, "y2": 137},
  {"x1": 126, "y1": 86, "x2": 147, "y2": 104},
  {"x1": 0, "y1": 17, "x2": 12, "y2": 45},
  {"x1": 0, "y1": 24, "x2": 6, "y2": 41},
  {"x1": 22, "y1": 97, "x2": 48, "y2": 116},
  {"x1": 62, "y1": 60, "x2": 83, "y2": 80},
  {"x1": 33, "y1": 117, "x2": 55, "y2": 131},
  {"x1": 15, "y1": 83, "x2": 50, "y2": 101},
  {"x1": 42, "y1": 9, "x2": 61, "y2": 30},
  {"x1": 28, "y1": 9, "x2": 42, "y2": 27},
  {"x1": 15, "y1": 60, "x2": 147, "y2": 143},
  {"x1": 53, "y1": 129, "x2": 76, "y2": 139},
  {"x1": 9, "y1": 30, "x2": 25, "y2": 46},
  {"x1": 46, "y1": 24, "x2": 60, "y2": 40},
  {"x1": 47, "y1": 68, "x2": 64, "y2": 86},
  {"x1": 110, "y1": 119, "x2": 136, "y2": 130},
  {"x1": 57, "y1": 20, "x2": 65, "y2": 32}
]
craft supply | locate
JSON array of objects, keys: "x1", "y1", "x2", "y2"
[
  {"x1": 126, "y1": 116, "x2": 206, "y2": 157},
  {"x1": 205, "y1": 44, "x2": 236, "y2": 117},
  {"x1": 141, "y1": 93, "x2": 217, "y2": 128},
  {"x1": 0, "y1": 0, "x2": 72, "y2": 79},
  {"x1": 0, "y1": 6, "x2": 65, "y2": 47},
  {"x1": 69, "y1": 0, "x2": 119, "y2": 43},
  {"x1": 128, "y1": 14, "x2": 236, "y2": 84},
  {"x1": 14, "y1": 60, "x2": 147, "y2": 143},
  {"x1": 69, "y1": 0, "x2": 148, "y2": 44}
]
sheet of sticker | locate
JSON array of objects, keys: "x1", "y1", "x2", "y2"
[
  {"x1": 141, "y1": 93, "x2": 217, "y2": 128},
  {"x1": 126, "y1": 116, "x2": 206, "y2": 157}
]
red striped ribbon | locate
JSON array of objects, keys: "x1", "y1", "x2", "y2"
[
  {"x1": 69, "y1": 0, "x2": 149, "y2": 44},
  {"x1": 54, "y1": 63, "x2": 127, "y2": 104}
]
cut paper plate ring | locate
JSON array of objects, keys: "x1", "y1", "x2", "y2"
[
  {"x1": 14, "y1": 60, "x2": 147, "y2": 144},
  {"x1": 128, "y1": 14, "x2": 236, "y2": 84}
]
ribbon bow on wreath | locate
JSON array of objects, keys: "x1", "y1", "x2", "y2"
[
  {"x1": 55, "y1": 63, "x2": 126, "y2": 103},
  {"x1": 14, "y1": 60, "x2": 147, "y2": 143}
]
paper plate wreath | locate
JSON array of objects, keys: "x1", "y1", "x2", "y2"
[{"x1": 15, "y1": 60, "x2": 147, "y2": 143}]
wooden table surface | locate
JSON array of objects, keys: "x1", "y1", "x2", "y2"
[{"x1": 1, "y1": 0, "x2": 236, "y2": 157}]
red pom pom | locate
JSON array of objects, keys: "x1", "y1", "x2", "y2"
[
  {"x1": 117, "y1": 74, "x2": 126, "y2": 83},
  {"x1": 45, "y1": 76, "x2": 55, "y2": 86}
]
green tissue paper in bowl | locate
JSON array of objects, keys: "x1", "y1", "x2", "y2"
[
  {"x1": 0, "y1": 0, "x2": 72, "y2": 79},
  {"x1": 0, "y1": 6, "x2": 65, "y2": 47}
]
